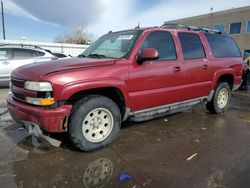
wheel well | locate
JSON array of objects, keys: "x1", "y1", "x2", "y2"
[
  {"x1": 67, "y1": 87, "x2": 126, "y2": 117},
  {"x1": 217, "y1": 74, "x2": 234, "y2": 89}
]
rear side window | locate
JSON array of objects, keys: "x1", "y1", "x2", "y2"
[
  {"x1": 13, "y1": 49, "x2": 39, "y2": 59},
  {"x1": 205, "y1": 33, "x2": 241, "y2": 57},
  {"x1": 37, "y1": 51, "x2": 45, "y2": 56},
  {"x1": 0, "y1": 49, "x2": 10, "y2": 60},
  {"x1": 141, "y1": 31, "x2": 177, "y2": 60},
  {"x1": 178, "y1": 33, "x2": 205, "y2": 60}
]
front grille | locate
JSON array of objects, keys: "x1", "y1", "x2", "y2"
[
  {"x1": 11, "y1": 78, "x2": 25, "y2": 88},
  {"x1": 13, "y1": 91, "x2": 25, "y2": 100}
]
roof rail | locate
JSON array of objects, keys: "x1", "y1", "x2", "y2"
[
  {"x1": 161, "y1": 23, "x2": 222, "y2": 34},
  {"x1": 161, "y1": 23, "x2": 189, "y2": 30},
  {"x1": 0, "y1": 44, "x2": 43, "y2": 49}
]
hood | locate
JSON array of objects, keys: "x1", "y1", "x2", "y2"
[{"x1": 12, "y1": 58, "x2": 116, "y2": 81}]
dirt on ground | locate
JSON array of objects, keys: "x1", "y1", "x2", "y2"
[{"x1": 0, "y1": 88, "x2": 250, "y2": 188}]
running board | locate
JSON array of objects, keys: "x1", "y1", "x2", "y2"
[{"x1": 130, "y1": 96, "x2": 207, "y2": 122}]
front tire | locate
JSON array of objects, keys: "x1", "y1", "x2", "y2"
[
  {"x1": 69, "y1": 95, "x2": 121, "y2": 151},
  {"x1": 206, "y1": 82, "x2": 231, "y2": 114}
]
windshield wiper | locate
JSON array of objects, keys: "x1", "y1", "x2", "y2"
[
  {"x1": 78, "y1": 54, "x2": 86, "y2": 58},
  {"x1": 88, "y1": 53, "x2": 107, "y2": 58}
]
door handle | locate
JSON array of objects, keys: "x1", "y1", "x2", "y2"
[
  {"x1": 173, "y1": 66, "x2": 181, "y2": 72},
  {"x1": 203, "y1": 64, "x2": 208, "y2": 69},
  {"x1": 2, "y1": 61, "x2": 10, "y2": 65}
]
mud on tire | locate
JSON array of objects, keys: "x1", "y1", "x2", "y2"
[
  {"x1": 68, "y1": 95, "x2": 121, "y2": 151},
  {"x1": 206, "y1": 82, "x2": 231, "y2": 114}
]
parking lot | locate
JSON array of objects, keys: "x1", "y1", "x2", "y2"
[{"x1": 0, "y1": 88, "x2": 250, "y2": 188}]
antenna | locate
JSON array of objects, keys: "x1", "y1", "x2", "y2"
[
  {"x1": 1, "y1": 1, "x2": 5, "y2": 40},
  {"x1": 135, "y1": 22, "x2": 140, "y2": 29},
  {"x1": 210, "y1": 7, "x2": 214, "y2": 15}
]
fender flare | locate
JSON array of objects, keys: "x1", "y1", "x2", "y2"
[
  {"x1": 59, "y1": 78, "x2": 130, "y2": 107},
  {"x1": 211, "y1": 69, "x2": 235, "y2": 90}
]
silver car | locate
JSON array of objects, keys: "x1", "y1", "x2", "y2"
[{"x1": 0, "y1": 45, "x2": 56, "y2": 86}]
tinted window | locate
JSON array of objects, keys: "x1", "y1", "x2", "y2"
[
  {"x1": 37, "y1": 51, "x2": 45, "y2": 56},
  {"x1": 141, "y1": 31, "x2": 176, "y2": 60},
  {"x1": 53, "y1": 53, "x2": 66, "y2": 58},
  {"x1": 13, "y1": 49, "x2": 38, "y2": 59},
  {"x1": 247, "y1": 21, "x2": 250, "y2": 33},
  {"x1": 215, "y1": 24, "x2": 225, "y2": 32},
  {"x1": 229, "y1": 22, "x2": 241, "y2": 34},
  {"x1": 205, "y1": 33, "x2": 241, "y2": 57},
  {"x1": 178, "y1": 33, "x2": 205, "y2": 60},
  {"x1": 0, "y1": 49, "x2": 10, "y2": 60}
]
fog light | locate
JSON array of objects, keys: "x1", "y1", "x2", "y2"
[{"x1": 26, "y1": 97, "x2": 55, "y2": 106}]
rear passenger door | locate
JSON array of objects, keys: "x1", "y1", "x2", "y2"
[
  {"x1": 0, "y1": 48, "x2": 11, "y2": 81},
  {"x1": 130, "y1": 31, "x2": 185, "y2": 111},
  {"x1": 178, "y1": 32, "x2": 212, "y2": 100}
]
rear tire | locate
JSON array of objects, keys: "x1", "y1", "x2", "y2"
[
  {"x1": 206, "y1": 82, "x2": 231, "y2": 114},
  {"x1": 69, "y1": 95, "x2": 121, "y2": 151}
]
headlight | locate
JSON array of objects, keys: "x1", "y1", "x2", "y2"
[{"x1": 25, "y1": 81, "x2": 53, "y2": 91}]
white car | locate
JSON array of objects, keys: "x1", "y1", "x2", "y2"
[{"x1": 0, "y1": 45, "x2": 56, "y2": 86}]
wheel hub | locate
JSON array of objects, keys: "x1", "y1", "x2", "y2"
[
  {"x1": 217, "y1": 88, "x2": 228, "y2": 109},
  {"x1": 82, "y1": 108, "x2": 114, "y2": 143}
]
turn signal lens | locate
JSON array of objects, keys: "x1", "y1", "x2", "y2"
[{"x1": 39, "y1": 98, "x2": 55, "y2": 106}]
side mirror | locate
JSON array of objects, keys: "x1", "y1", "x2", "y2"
[{"x1": 137, "y1": 48, "x2": 159, "y2": 64}]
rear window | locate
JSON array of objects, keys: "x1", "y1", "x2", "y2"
[{"x1": 205, "y1": 33, "x2": 241, "y2": 57}]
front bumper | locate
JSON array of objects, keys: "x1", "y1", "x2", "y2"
[{"x1": 7, "y1": 93, "x2": 72, "y2": 132}]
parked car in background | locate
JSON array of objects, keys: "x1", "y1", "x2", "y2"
[{"x1": 0, "y1": 45, "x2": 56, "y2": 86}]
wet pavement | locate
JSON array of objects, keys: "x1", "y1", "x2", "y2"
[{"x1": 0, "y1": 88, "x2": 250, "y2": 188}]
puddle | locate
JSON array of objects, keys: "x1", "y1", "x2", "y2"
[{"x1": 0, "y1": 128, "x2": 29, "y2": 166}]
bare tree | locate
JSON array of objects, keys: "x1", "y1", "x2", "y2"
[{"x1": 54, "y1": 25, "x2": 90, "y2": 44}]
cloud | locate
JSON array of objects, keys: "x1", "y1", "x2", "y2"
[
  {"x1": 136, "y1": 0, "x2": 250, "y2": 25},
  {"x1": 11, "y1": 0, "x2": 104, "y2": 27},
  {"x1": 88, "y1": 0, "x2": 250, "y2": 37},
  {"x1": 8, "y1": 0, "x2": 250, "y2": 38},
  {"x1": 2, "y1": 0, "x2": 38, "y2": 21}
]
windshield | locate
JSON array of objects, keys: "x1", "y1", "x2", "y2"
[{"x1": 81, "y1": 30, "x2": 141, "y2": 59}]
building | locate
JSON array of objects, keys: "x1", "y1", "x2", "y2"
[
  {"x1": 165, "y1": 6, "x2": 250, "y2": 58},
  {"x1": 0, "y1": 39, "x2": 89, "y2": 57}
]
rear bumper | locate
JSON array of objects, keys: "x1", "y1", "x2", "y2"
[{"x1": 7, "y1": 93, "x2": 72, "y2": 132}]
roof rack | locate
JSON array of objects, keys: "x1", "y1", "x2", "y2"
[{"x1": 161, "y1": 23, "x2": 222, "y2": 34}]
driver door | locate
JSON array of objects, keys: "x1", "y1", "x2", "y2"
[{"x1": 129, "y1": 31, "x2": 185, "y2": 111}]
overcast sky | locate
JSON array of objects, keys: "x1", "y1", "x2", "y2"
[{"x1": 2, "y1": 0, "x2": 250, "y2": 41}]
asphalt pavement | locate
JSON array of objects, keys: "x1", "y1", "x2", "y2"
[{"x1": 0, "y1": 88, "x2": 250, "y2": 188}]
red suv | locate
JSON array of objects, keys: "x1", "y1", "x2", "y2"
[{"x1": 7, "y1": 24, "x2": 243, "y2": 151}]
